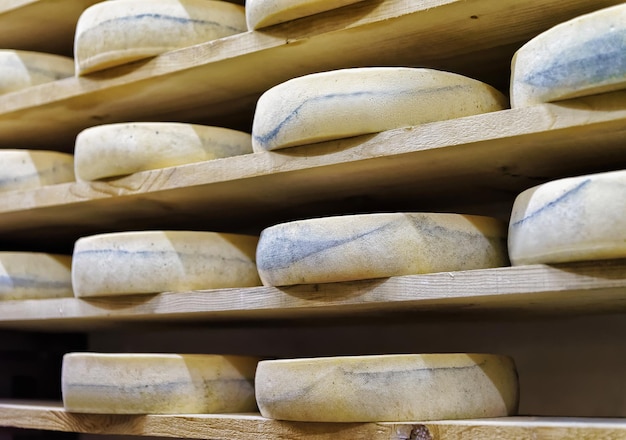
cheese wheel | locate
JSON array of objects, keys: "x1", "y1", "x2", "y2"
[
  {"x1": 74, "y1": 0, "x2": 247, "y2": 75},
  {"x1": 62, "y1": 353, "x2": 259, "y2": 414},
  {"x1": 0, "y1": 50, "x2": 74, "y2": 94},
  {"x1": 251, "y1": 67, "x2": 507, "y2": 152},
  {"x1": 0, "y1": 252, "x2": 73, "y2": 300},
  {"x1": 0, "y1": 150, "x2": 74, "y2": 193},
  {"x1": 256, "y1": 213, "x2": 508, "y2": 286},
  {"x1": 74, "y1": 123, "x2": 252, "y2": 181},
  {"x1": 72, "y1": 230, "x2": 261, "y2": 297},
  {"x1": 511, "y1": 4, "x2": 626, "y2": 108},
  {"x1": 246, "y1": 0, "x2": 363, "y2": 30},
  {"x1": 256, "y1": 354, "x2": 519, "y2": 422},
  {"x1": 508, "y1": 170, "x2": 626, "y2": 265}
]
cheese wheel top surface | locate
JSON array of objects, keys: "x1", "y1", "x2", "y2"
[
  {"x1": 74, "y1": 0, "x2": 247, "y2": 75},
  {"x1": 508, "y1": 170, "x2": 626, "y2": 265},
  {"x1": 246, "y1": 0, "x2": 363, "y2": 30},
  {"x1": 252, "y1": 67, "x2": 507, "y2": 152},
  {"x1": 511, "y1": 4, "x2": 626, "y2": 108},
  {"x1": 0, "y1": 252, "x2": 73, "y2": 300},
  {"x1": 74, "y1": 123, "x2": 252, "y2": 181},
  {"x1": 0, "y1": 150, "x2": 74, "y2": 193},
  {"x1": 0, "y1": 50, "x2": 74, "y2": 94}
]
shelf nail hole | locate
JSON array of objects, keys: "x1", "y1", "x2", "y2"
[{"x1": 470, "y1": 15, "x2": 479, "y2": 19}]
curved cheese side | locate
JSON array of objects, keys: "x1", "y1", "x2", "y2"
[
  {"x1": 74, "y1": 123, "x2": 252, "y2": 181},
  {"x1": 0, "y1": 150, "x2": 74, "y2": 193},
  {"x1": 0, "y1": 252, "x2": 73, "y2": 300},
  {"x1": 252, "y1": 67, "x2": 507, "y2": 152},
  {"x1": 511, "y1": 4, "x2": 626, "y2": 108},
  {"x1": 246, "y1": 0, "x2": 363, "y2": 30},
  {"x1": 72, "y1": 230, "x2": 261, "y2": 297},
  {"x1": 74, "y1": 0, "x2": 247, "y2": 75},
  {"x1": 62, "y1": 353, "x2": 259, "y2": 414},
  {"x1": 256, "y1": 213, "x2": 508, "y2": 286},
  {"x1": 508, "y1": 170, "x2": 626, "y2": 265},
  {"x1": 0, "y1": 50, "x2": 74, "y2": 94},
  {"x1": 256, "y1": 354, "x2": 519, "y2": 422}
]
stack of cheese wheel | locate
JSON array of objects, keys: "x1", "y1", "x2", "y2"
[
  {"x1": 62, "y1": 353, "x2": 259, "y2": 414},
  {"x1": 246, "y1": 0, "x2": 364, "y2": 30},
  {"x1": 511, "y1": 3, "x2": 626, "y2": 108},
  {"x1": 508, "y1": 170, "x2": 626, "y2": 266},
  {"x1": 0, "y1": 150, "x2": 74, "y2": 193},
  {"x1": 73, "y1": 123, "x2": 252, "y2": 181},
  {"x1": 0, "y1": 252, "x2": 73, "y2": 300},
  {"x1": 74, "y1": 0, "x2": 247, "y2": 75},
  {"x1": 71, "y1": 230, "x2": 261, "y2": 297},
  {"x1": 251, "y1": 67, "x2": 507, "y2": 152},
  {"x1": 256, "y1": 212, "x2": 508, "y2": 286},
  {"x1": 0, "y1": 50, "x2": 73, "y2": 94},
  {"x1": 255, "y1": 353, "x2": 519, "y2": 422}
]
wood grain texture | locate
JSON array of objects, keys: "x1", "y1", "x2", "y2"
[{"x1": 0, "y1": 0, "x2": 622, "y2": 150}]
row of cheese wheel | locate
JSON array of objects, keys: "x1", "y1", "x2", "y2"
[
  {"x1": 1, "y1": 168, "x2": 624, "y2": 300},
  {"x1": 61, "y1": 352, "x2": 519, "y2": 422}
]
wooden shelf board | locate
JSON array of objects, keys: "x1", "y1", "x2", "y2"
[
  {"x1": 0, "y1": 401, "x2": 624, "y2": 440},
  {"x1": 0, "y1": 0, "x2": 622, "y2": 150},
  {"x1": 0, "y1": 259, "x2": 623, "y2": 331}
]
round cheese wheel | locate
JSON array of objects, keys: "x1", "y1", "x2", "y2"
[
  {"x1": 256, "y1": 354, "x2": 519, "y2": 422},
  {"x1": 0, "y1": 150, "x2": 74, "y2": 193},
  {"x1": 256, "y1": 213, "x2": 508, "y2": 286},
  {"x1": 74, "y1": 123, "x2": 252, "y2": 181},
  {"x1": 0, "y1": 252, "x2": 73, "y2": 300},
  {"x1": 74, "y1": 0, "x2": 247, "y2": 75},
  {"x1": 246, "y1": 0, "x2": 363, "y2": 30},
  {"x1": 251, "y1": 67, "x2": 507, "y2": 152},
  {"x1": 62, "y1": 353, "x2": 259, "y2": 414},
  {"x1": 508, "y1": 170, "x2": 626, "y2": 265},
  {"x1": 0, "y1": 50, "x2": 74, "y2": 94},
  {"x1": 72, "y1": 230, "x2": 261, "y2": 297},
  {"x1": 511, "y1": 4, "x2": 626, "y2": 108}
]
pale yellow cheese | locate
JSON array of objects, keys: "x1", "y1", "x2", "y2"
[
  {"x1": 74, "y1": 0, "x2": 247, "y2": 75},
  {"x1": 251, "y1": 67, "x2": 507, "y2": 152},
  {"x1": 62, "y1": 353, "x2": 259, "y2": 414},
  {"x1": 508, "y1": 170, "x2": 626, "y2": 265},
  {"x1": 0, "y1": 252, "x2": 73, "y2": 300},
  {"x1": 511, "y1": 4, "x2": 626, "y2": 108},
  {"x1": 74, "y1": 123, "x2": 252, "y2": 181},
  {"x1": 256, "y1": 213, "x2": 508, "y2": 286},
  {"x1": 256, "y1": 354, "x2": 519, "y2": 422},
  {"x1": 72, "y1": 230, "x2": 261, "y2": 297},
  {"x1": 0, "y1": 50, "x2": 74, "y2": 94},
  {"x1": 0, "y1": 150, "x2": 74, "y2": 193},
  {"x1": 246, "y1": 0, "x2": 363, "y2": 30}
]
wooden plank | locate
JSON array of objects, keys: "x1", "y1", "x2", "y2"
[
  {"x1": 0, "y1": 401, "x2": 624, "y2": 440},
  {"x1": 0, "y1": 259, "x2": 623, "y2": 331},
  {"x1": 0, "y1": 0, "x2": 622, "y2": 150}
]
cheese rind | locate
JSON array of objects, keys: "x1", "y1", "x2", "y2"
[
  {"x1": 0, "y1": 50, "x2": 74, "y2": 94},
  {"x1": 251, "y1": 67, "x2": 507, "y2": 152},
  {"x1": 0, "y1": 150, "x2": 75, "y2": 193},
  {"x1": 256, "y1": 354, "x2": 519, "y2": 422},
  {"x1": 256, "y1": 213, "x2": 508, "y2": 286},
  {"x1": 246, "y1": 0, "x2": 363, "y2": 30},
  {"x1": 74, "y1": 123, "x2": 252, "y2": 181},
  {"x1": 74, "y1": 0, "x2": 247, "y2": 75},
  {"x1": 72, "y1": 230, "x2": 261, "y2": 297},
  {"x1": 62, "y1": 353, "x2": 259, "y2": 414},
  {"x1": 508, "y1": 170, "x2": 626, "y2": 265},
  {"x1": 511, "y1": 4, "x2": 626, "y2": 108},
  {"x1": 0, "y1": 252, "x2": 73, "y2": 300}
]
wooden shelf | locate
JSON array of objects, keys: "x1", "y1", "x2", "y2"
[
  {"x1": 0, "y1": 259, "x2": 623, "y2": 331},
  {"x1": 0, "y1": 0, "x2": 622, "y2": 151},
  {"x1": 0, "y1": 401, "x2": 624, "y2": 440}
]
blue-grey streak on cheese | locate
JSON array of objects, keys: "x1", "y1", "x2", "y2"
[
  {"x1": 508, "y1": 170, "x2": 626, "y2": 265},
  {"x1": 246, "y1": 0, "x2": 364, "y2": 30},
  {"x1": 0, "y1": 252, "x2": 73, "y2": 300},
  {"x1": 255, "y1": 353, "x2": 519, "y2": 422},
  {"x1": 511, "y1": 4, "x2": 626, "y2": 108},
  {"x1": 74, "y1": 0, "x2": 247, "y2": 75},
  {"x1": 0, "y1": 150, "x2": 74, "y2": 193},
  {"x1": 256, "y1": 212, "x2": 509, "y2": 286},
  {"x1": 251, "y1": 67, "x2": 507, "y2": 152},
  {"x1": 62, "y1": 353, "x2": 259, "y2": 414},
  {"x1": 72, "y1": 230, "x2": 261, "y2": 297},
  {"x1": 0, "y1": 50, "x2": 73, "y2": 94},
  {"x1": 74, "y1": 122, "x2": 253, "y2": 181}
]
